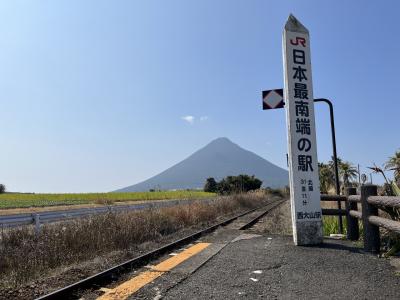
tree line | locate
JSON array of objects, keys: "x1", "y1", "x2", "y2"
[
  {"x1": 204, "y1": 175, "x2": 262, "y2": 195},
  {"x1": 0, "y1": 184, "x2": 5, "y2": 194},
  {"x1": 319, "y1": 149, "x2": 400, "y2": 196}
]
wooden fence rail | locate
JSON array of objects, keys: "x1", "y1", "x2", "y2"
[
  {"x1": 368, "y1": 196, "x2": 400, "y2": 208},
  {"x1": 321, "y1": 185, "x2": 400, "y2": 253}
]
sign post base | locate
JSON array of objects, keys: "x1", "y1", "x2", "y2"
[{"x1": 293, "y1": 220, "x2": 323, "y2": 245}]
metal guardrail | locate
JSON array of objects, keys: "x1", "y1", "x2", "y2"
[{"x1": 0, "y1": 199, "x2": 206, "y2": 231}]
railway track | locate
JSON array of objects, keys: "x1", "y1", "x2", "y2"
[{"x1": 36, "y1": 198, "x2": 285, "y2": 300}]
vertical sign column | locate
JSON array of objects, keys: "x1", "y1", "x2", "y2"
[{"x1": 283, "y1": 15, "x2": 323, "y2": 245}]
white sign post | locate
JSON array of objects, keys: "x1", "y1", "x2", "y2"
[{"x1": 283, "y1": 14, "x2": 323, "y2": 245}]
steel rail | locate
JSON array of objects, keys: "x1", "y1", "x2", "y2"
[
  {"x1": 238, "y1": 200, "x2": 285, "y2": 230},
  {"x1": 36, "y1": 198, "x2": 285, "y2": 300}
]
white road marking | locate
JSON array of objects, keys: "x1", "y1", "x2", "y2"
[{"x1": 250, "y1": 278, "x2": 259, "y2": 282}]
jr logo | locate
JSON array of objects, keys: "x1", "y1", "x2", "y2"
[{"x1": 290, "y1": 37, "x2": 306, "y2": 47}]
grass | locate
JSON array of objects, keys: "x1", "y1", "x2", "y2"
[
  {"x1": 0, "y1": 191, "x2": 215, "y2": 209},
  {"x1": 322, "y1": 216, "x2": 347, "y2": 236},
  {"x1": 0, "y1": 192, "x2": 267, "y2": 287},
  {"x1": 323, "y1": 216, "x2": 365, "y2": 240}
]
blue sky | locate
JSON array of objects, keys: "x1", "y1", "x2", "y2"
[{"x1": 0, "y1": 1, "x2": 398, "y2": 192}]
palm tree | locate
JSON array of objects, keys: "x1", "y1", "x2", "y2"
[
  {"x1": 318, "y1": 162, "x2": 335, "y2": 194},
  {"x1": 385, "y1": 150, "x2": 400, "y2": 184},
  {"x1": 339, "y1": 161, "x2": 358, "y2": 187},
  {"x1": 328, "y1": 156, "x2": 343, "y2": 172},
  {"x1": 328, "y1": 156, "x2": 342, "y2": 184}
]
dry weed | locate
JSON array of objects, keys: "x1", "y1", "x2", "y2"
[
  {"x1": 259, "y1": 199, "x2": 292, "y2": 235},
  {"x1": 0, "y1": 192, "x2": 266, "y2": 286}
]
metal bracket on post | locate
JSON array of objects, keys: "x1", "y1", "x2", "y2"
[
  {"x1": 360, "y1": 185, "x2": 380, "y2": 253},
  {"x1": 345, "y1": 187, "x2": 359, "y2": 241}
]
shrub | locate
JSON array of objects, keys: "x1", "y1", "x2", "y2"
[
  {"x1": 0, "y1": 184, "x2": 5, "y2": 194},
  {"x1": 204, "y1": 178, "x2": 218, "y2": 193},
  {"x1": 212, "y1": 175, "x2": 262, "y2": 195},
  {"x1": 265, "y1": 187, "x2": 284, "y2": 198}
]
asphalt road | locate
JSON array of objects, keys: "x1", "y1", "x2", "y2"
[{"x1": 132, "y1": 232, "x2": 400, "y2": 299}]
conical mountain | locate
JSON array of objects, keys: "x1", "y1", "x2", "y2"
[{"x1": 115, "y1": 137, "x2": 288, "y2": 192}]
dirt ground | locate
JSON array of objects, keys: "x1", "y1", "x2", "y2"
[{"x1": 253, "y1": 199, "x2": 292, "y2": 235}]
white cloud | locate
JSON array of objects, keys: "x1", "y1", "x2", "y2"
[
  {"x1": 200, "y1": 116, "x2": 208, "y2": 122},
  {"x1": 181, "y1": 115, "x2": 195, "y2": 124}
]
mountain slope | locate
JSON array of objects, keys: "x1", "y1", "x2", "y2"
[{"x1": 115, "y1": 137, "x2": 288, "y2": 192}]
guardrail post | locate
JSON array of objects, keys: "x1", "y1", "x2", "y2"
[
  {"x1": 34, "y1": 214, "x2": 41, "y2": 234},
  {"x1": 360, "y1": 185, "x2": 379, "y2": 253},
  {"x1": 345, "y1": 187, "x2": 359, "y2": 241}
]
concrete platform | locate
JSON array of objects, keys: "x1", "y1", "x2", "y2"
[{"x1": 132, "y1": 232, "x2": 400, "y2": 300}]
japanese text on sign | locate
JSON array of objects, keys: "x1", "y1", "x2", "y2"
[{"x1": 284, "y1": 29, "x2": 322, "y2": 222}]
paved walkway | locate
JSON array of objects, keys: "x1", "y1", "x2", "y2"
[{"x1": 132, "y1": 230, "x2": 400, "y2": 299}]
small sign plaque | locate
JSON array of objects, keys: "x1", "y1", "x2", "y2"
[
  {"x1": 262, "y1": 89, "x2": 284, "y2": 110},
  {"x1": 361, "y1": 174, "x2": 367, "y2": 184}
]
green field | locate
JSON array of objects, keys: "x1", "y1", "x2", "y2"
[{"x1": 0, "y1": 191, "x2": 216, "y2": 209}]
